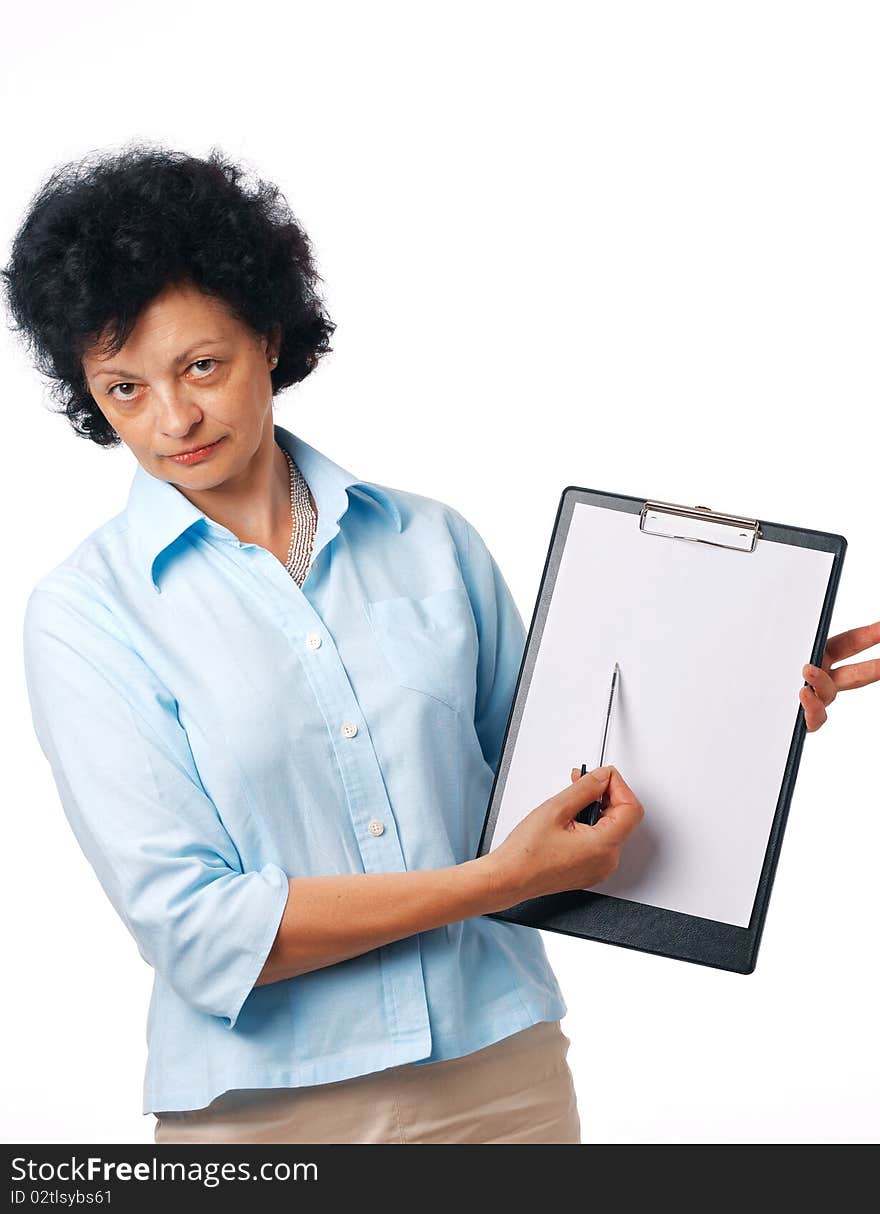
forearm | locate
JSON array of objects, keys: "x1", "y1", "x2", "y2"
[{"x1": 255, "y1": 855, "x2": 509, "y2": 987}]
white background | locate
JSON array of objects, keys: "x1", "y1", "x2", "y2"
[{"x1": 1, "y1": 1, "x2": 877, "y2": 1145}]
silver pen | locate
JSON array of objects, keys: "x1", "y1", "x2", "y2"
[{"x1": 577, "y1": 662, "x2": 620, "y2": 825}]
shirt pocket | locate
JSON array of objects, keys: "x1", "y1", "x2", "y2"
[{"x1": 365, "y1": 586, "x2": 478, "y2": 715}]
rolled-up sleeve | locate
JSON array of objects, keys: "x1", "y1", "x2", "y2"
[
  {"x1": 22, "y1": 581, "x2": 290, "y2": 1030},
  {"x1": 454, "y1": 513, "x2": 528, "y2": 776}
]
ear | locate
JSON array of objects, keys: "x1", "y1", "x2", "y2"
[{"x1": 265, "y1": 322, "x2": 282, "y2": 365}]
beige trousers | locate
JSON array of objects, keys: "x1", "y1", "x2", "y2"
[{"x1": 153, "y1": 1019, "x2": 581, "y2": 1145}]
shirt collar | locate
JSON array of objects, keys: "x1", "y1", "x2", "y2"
[{"x1": 125, "y1": 422, "x2": 402, "y2": 593}]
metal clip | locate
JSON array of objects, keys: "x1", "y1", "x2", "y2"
[{"x1": 639, "y1": 500, "x2": 761, "y2": 553}]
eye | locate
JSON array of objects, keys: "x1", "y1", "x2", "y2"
[
  {"x1": 188, "y1": 358, "x2": 217, "y2": 377},
  {"x1": 107, "y1": 382, "x2": 139, "y2": 402},
  {"x1": 106, "y1": 358, "x2": 218, "y2": 402}
]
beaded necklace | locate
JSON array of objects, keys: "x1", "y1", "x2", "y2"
[{"x1": 281, "y1": 446, "x2": 317, "y2": 586}]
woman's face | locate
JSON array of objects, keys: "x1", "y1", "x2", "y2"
[{"x1": 81, "y1": 279, "x2": 281, "y2": 490}]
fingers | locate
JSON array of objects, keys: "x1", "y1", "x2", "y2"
[
  {"x1": 802, "y1": 664, "x2": 837, "y2": 705},
  {"x1": 799, "y1": 683, "x2": 827, "y2": 731},
  {"x1": 554, "y1": 765, "x2": 612, "y2": 823},
  {"x1": 567, "y1": 765, "x2": 644, "y2": 841},
  {"x1": 830, "y1": 656, "x2": 880, "y2": 691},
  {"x1": 822, "y1": 620, "x2": 880, "y2": 664},
  {"x1": 804, "y1": 651, "x2": 880, "y2": 699},
  {"x1": 591, "y1": 770, "x2": 645, "y2": 843}
]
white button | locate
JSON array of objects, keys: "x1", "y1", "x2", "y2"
[
  {"x1": 368, "y1": 818, "x2": 385, "y2": 836},
  {"x1": 341, "y1": 721, "x2": 358, "y2": 738},
  {"x1": 306, "y1": 632, "x2": 322, "y2": 650}
]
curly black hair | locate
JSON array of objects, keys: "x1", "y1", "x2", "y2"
[{"x1": 1, "y1": 141, "x2": 336, "y2": 447}]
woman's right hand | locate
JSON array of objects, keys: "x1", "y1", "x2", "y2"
[{"x1": 485, "y1": 766, "x2": 645, "y2": 909}]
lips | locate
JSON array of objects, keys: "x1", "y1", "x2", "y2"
[
  {"x1": 165, "y1": 437, "x2": 225, "y2": 465},
  {"x1": 169, "y1": 440, "x2": 220, "y2": 457}
]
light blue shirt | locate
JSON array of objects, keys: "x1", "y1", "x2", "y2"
[{"x1": 22, "y1": 423, "x2": 566, "y2": 1116}]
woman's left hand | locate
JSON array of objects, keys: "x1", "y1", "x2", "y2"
[{"x1": 800, "y1": 619, "x2": 880, "y2": 731}]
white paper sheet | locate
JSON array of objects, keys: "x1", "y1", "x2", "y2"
[{"x1": 488, "y1": 502, "x2": 835, "y2": 927}]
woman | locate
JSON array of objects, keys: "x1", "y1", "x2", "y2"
[{"x1": 6, "y1": 145, "x2": 876, "y2": 1145}]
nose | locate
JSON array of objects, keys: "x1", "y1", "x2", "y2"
[{"x1": 154, "y1": 388, "x2": 204, "y2": 437}]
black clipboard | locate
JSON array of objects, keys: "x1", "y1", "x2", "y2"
[{"x1": 476, "y1": 488, "x2": 847, "y2": 974}]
